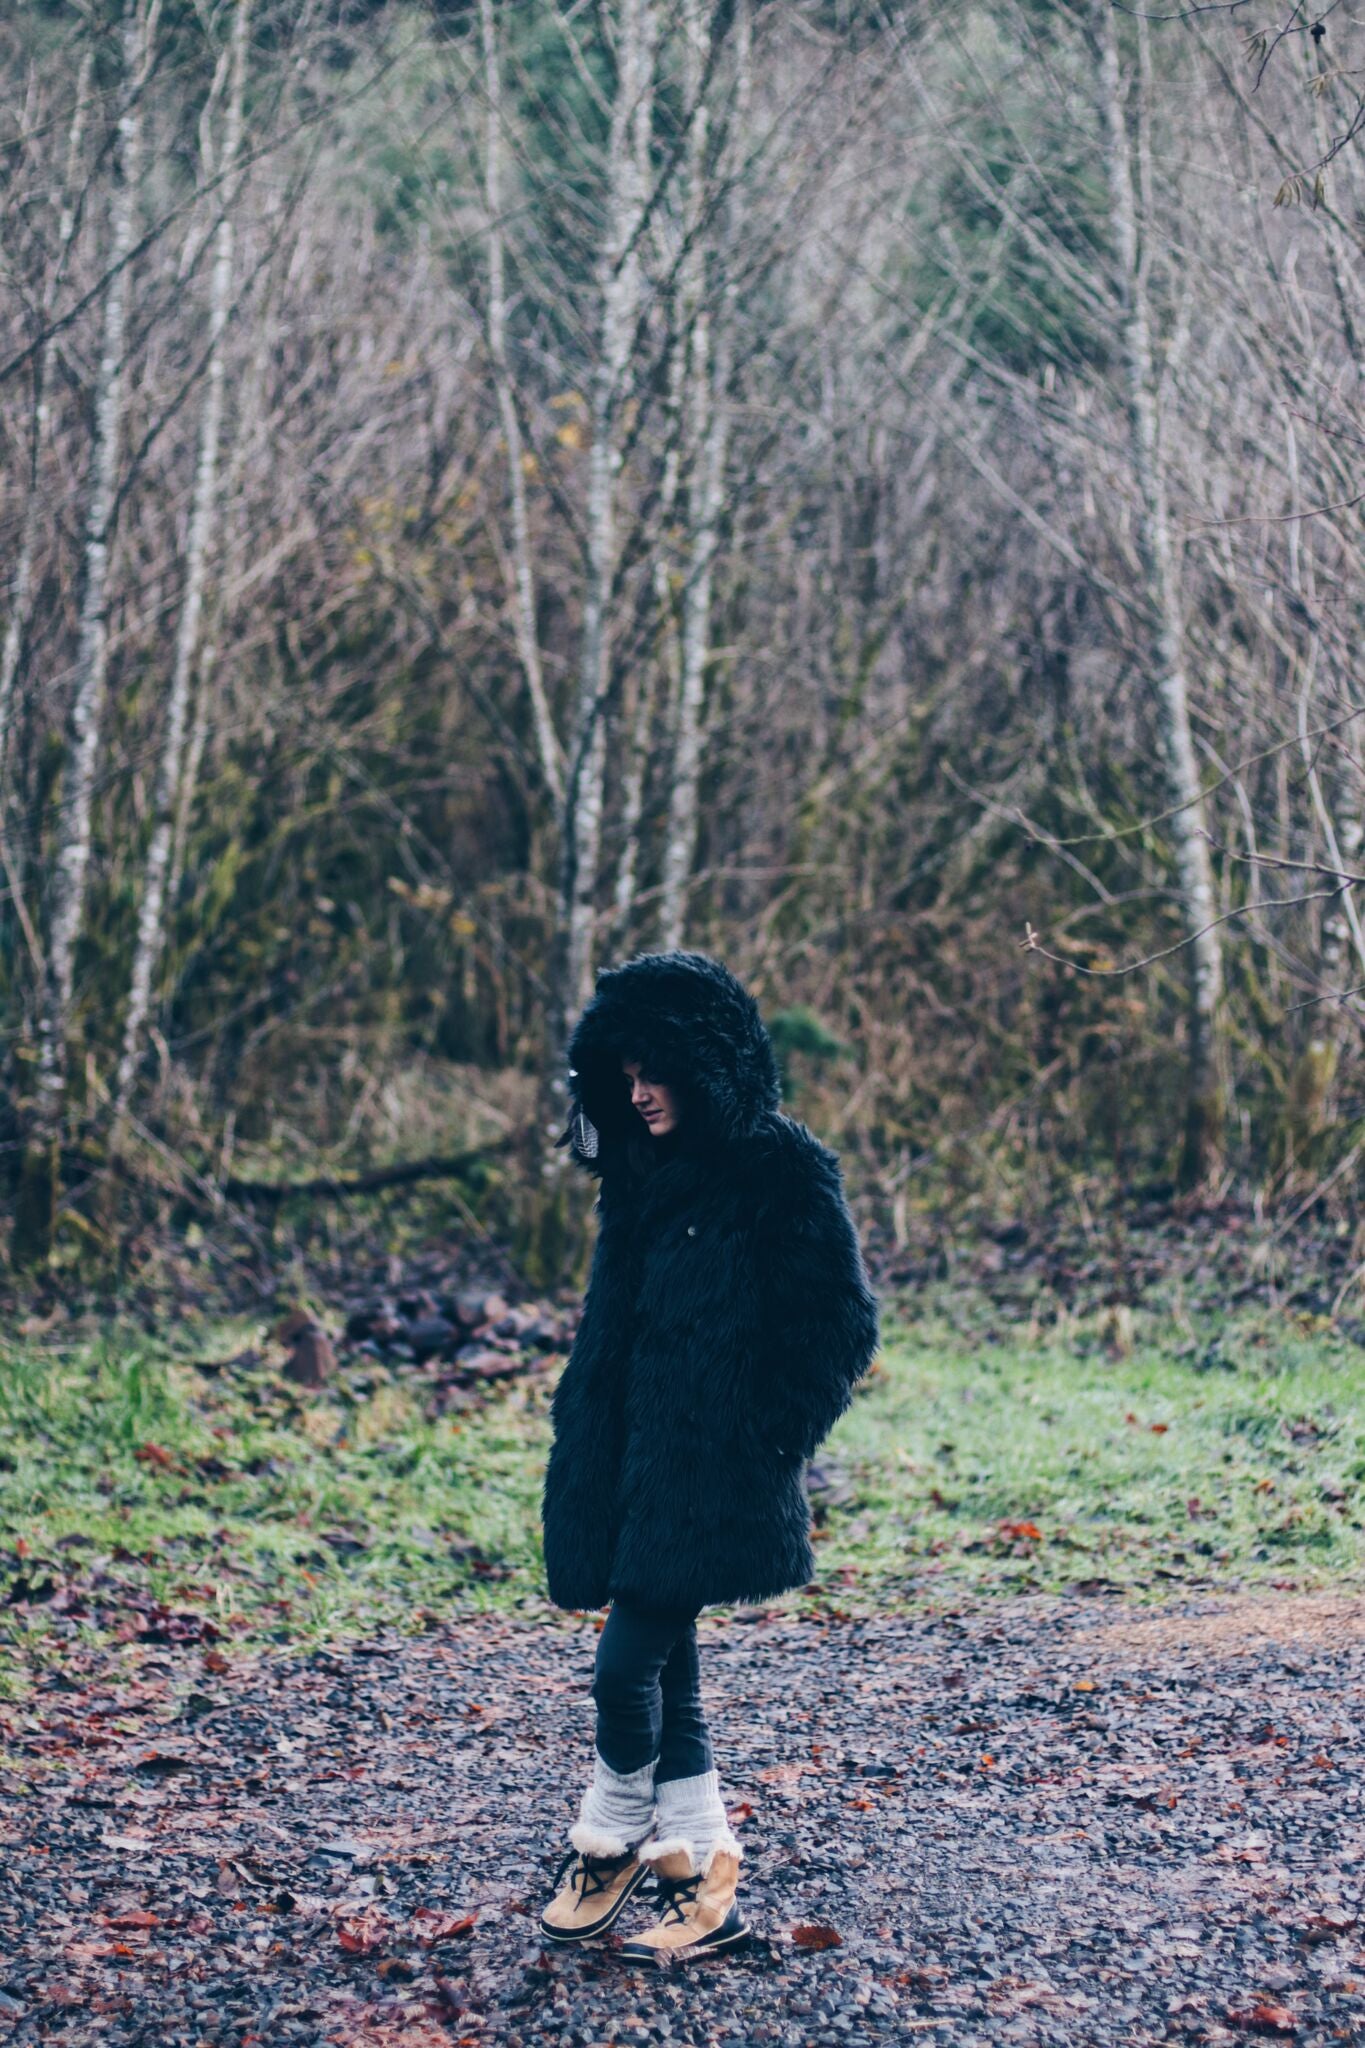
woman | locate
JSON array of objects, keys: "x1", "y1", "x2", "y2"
[{"x1": 538, "y1": 950, "x2": 880, "y2": 1960}]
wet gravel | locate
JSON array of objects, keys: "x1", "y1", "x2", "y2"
[{"x1": 4, "y1": 1593, "x2": 1365, "y2": 2045}]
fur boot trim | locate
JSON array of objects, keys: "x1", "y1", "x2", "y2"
[
  {"x1": 567, "y1": 1819, "x2": 637, "y2": 1859},
  {"x1": 636, "y1": 1825, "x2": 742, "y2": 1877}
]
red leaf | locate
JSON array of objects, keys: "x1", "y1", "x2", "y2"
[
  {"x1": 106, "y1": 1909, "x2": 157, "y2": 1930},
  {"x1": 792, "y1": 1922, "x2": 843, "y2": 1950},
  {"x1": 135, "y1": 1443, "x2": 175, "y2": 1468},
  {"x1": 411, "y1": 1907, "x2": 478, "y2": 1945},
  {"x1": 1228, "y1": 2003, "x2": 1296, "y2": 2035},
  {"x1": 337, "y1": 1909, "x2": 391, "y2": 1955},
  {"x1": 998, "y1": 1520, "x2": 1042, "y2": 1542}
]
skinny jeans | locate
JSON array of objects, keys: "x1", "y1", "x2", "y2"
[{"x1": 590, "y1": 1597, "x2": 714, "y2": 1784}]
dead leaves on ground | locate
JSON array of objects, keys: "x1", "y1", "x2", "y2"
[{"x1": 338, "y1": 1906, "x2": 479, "y2": 1956}]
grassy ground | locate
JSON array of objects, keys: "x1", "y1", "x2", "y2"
[{"x1": 2, "y1": 1294, "x2": 1364, "y2": 1701}]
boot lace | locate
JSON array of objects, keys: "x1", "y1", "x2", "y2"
[
  {"x1": 654, "y1": 1869, "x2": 704, "y2": 1926},
  {"x1": 552, "y1": 1847, "x2": 630, "y2": 1904}
]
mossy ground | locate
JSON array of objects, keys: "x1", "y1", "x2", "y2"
[{"x1": 2, "y1": 1293, "x2": 1363, "y2": 1701}]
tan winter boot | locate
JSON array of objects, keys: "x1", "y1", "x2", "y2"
[
  {"x1": 540, "y1": 1845, "x2": 650, "y2": 1943},
  {"x1": 618, "y1": 1844, "x2": 749, "y2": 1961}
]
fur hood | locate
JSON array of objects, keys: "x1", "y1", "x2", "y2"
[{"x1": 561, "y1": 951, "x2": 782, "y2": 1175}]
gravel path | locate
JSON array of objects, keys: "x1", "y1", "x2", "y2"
[{"x1": 4, "y1": 1593, "x2": 1365, "y2": 2046}]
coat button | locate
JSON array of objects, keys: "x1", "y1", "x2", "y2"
[{"x1": 686, "y1": 1224, "x2": 697, "y2": 1236}]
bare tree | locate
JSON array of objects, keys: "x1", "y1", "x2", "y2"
[
  {"x1": 559, "y1": 0, "x2": 658, "y2": 1029},
  {"x1": 114, "y1": 0, "x2": 253, "y2": 1124},
  {"x1": 18, "y1": 0, "x2": 155, "y2": 1258},
  {"x1": 659, "y1": 0, "x2": 750, "y2": 949},
  {"x1": 0, "y1": 42, "x2": 95, "y2": 800},
  {"x1": 479, "y1": 0, "x2": 563, "y2": 810},
  {"x1": 1092, "y1": 0, "x2": 1224, "y2": 1186}
]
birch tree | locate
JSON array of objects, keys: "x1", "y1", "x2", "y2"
[
  {"x1": 478, "y1": 0, "x2": 563, "y2": 810},
  {"x1": 1092, "y1": 0, "x2": 1224, "y2": 1186},
  {"x1": 17, "y1": 0, "x2": 153, "y2": 1260},
  {"x1": 558, "y1": 0, "x2": 658, "y2": 1033},
  {"x1": 658, "y1": 0, "x2": 750, "y2": 950},
  {"x1": 113, "y1": 0, "x2": 252, "y2": 1125},
  {"x1": 0, "y1": 43, "x2": 95, "y2": 801}
]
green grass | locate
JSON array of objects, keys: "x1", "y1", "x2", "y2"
[
  {"x1": 2, "y1": 1296, "x2": 1364, "y2": 1701},
  {"x1": 816, "y1": 1298, "x2": 1365, "y2": 1605},
  {"x1": 0, "y1": 1327, "x2": 558, "y2": 1702}
]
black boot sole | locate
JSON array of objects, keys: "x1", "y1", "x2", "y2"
[
  {"x1": 619, "y1": 1902, "x2": 752, "y2": 1961},
  {"x1": 539, "y1": 1859, "x2": 649, "y2": 1943}
]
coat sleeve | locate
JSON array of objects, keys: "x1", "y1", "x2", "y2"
[
  {"x1": 539, "y1": 1218, "x2": 627, "y2": 1611},
  {"x1": 748, "y1": 1130, "x2": 880, "y2": 1462}
]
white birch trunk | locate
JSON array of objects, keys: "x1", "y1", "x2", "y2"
[
  {"x1": 0, "y1": 46, "x2": 96, "y2": 799},
  {"x1": 658, "y1": 0, "x2": 749, "y2": 950},
  {"x1": 561, "y1": 0, "x2": 656, "y2": 1024},
  {"x1": 1300, "y1": 71, "x2": 1365, "y2": 1105},
  {"x1": 613, "y1": 11, "x2": 687, "y2": 932},
  {"x1": 479, "y1": 0, "x2": 563, "y2": 809},
  {"x1": 34, "y1": 0, "x2": 150, "y2": 1133},
  {"x1": 113, "y1": 0, "x2": 252, "y2": 1118},
  {"x1": 1094, "y1": 0, "x2": 1223, "y2": 1182},
  {"x1": 656, "y1": 0, "x2": 712, "y2": 950}
]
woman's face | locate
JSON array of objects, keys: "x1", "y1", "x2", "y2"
[{"x1": 622, "y1": 1059, "x2": 681, "y2": 1136}]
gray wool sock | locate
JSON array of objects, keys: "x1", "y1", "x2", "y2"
[
  {"x1": 568, "y1": 1751, "x2": 658, "y2": 1858},
  {"x1": 638, "y1": 1767, "x2": 742, "y2": 1877}
]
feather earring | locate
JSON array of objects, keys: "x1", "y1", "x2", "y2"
[{"x1": 572, "y1": 1107, "x2": 600, "y2": 1159}]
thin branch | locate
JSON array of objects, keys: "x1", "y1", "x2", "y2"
[{"x1": 1021, "y1": 883, "x2": 1348, "y2": 977}]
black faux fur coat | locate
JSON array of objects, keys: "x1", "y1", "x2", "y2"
[{"x1": 540, "y1": 951, "x2": 880, "y2": 1612}]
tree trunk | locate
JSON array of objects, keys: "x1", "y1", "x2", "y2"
[
  {"x1": 558, "y1": 0, "x2": 657, "y2": 1038},
  {"x1": 1288, "y1": 77, "x2": 1365, "y2": 1149},
  {"x1": 1093, "y1": 0, "x2": 1223, "y2": 1188},
  {"x1": 16, "y1": 0, "x2": 150, "y2": 1263},
  {"x1": 0, "y1": 44, "x2": 95, "y2": 802},
  {"x1": 659, "y1": 0, "x2": 749, "y2": 950},
  {"x1": 113, "y1": 0, "x2": 253, "y2": 1127},
  {"x1": 479, "y1": 0, "x2": 563, "y2": 810}
]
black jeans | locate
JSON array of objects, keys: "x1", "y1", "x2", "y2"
[{"x1": 591, "y1": 1598, "x2": 714, "y2": 1784}]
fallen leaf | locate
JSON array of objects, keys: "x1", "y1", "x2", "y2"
[
  {"x1": 1227, "y1": 2001, "x2": 1296, "y2": 2034},
  {"x1": 792, "y1": 1922, "x2": 843, "y2": 1950},
  {"x1": 135, "y1": 1443, "x2": 176, "y2": 1468},
  {"x1": 411, "y1": 1907, "x2": 478, "y2": 1945},
  {"x1": 757, "y1": 1762, "x2": 805, "y2": 1785},
  {"x1": 337, "y1": 1909, "x2": 392, "y2": 1955},
  {"x1": 1296, "y1": 1909, "x2": 1356, "y2": 1944}
]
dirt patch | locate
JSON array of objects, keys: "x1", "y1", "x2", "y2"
[{"x1": 1080, "y1": 1589, "x2": 1365, "y2": 1661}]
